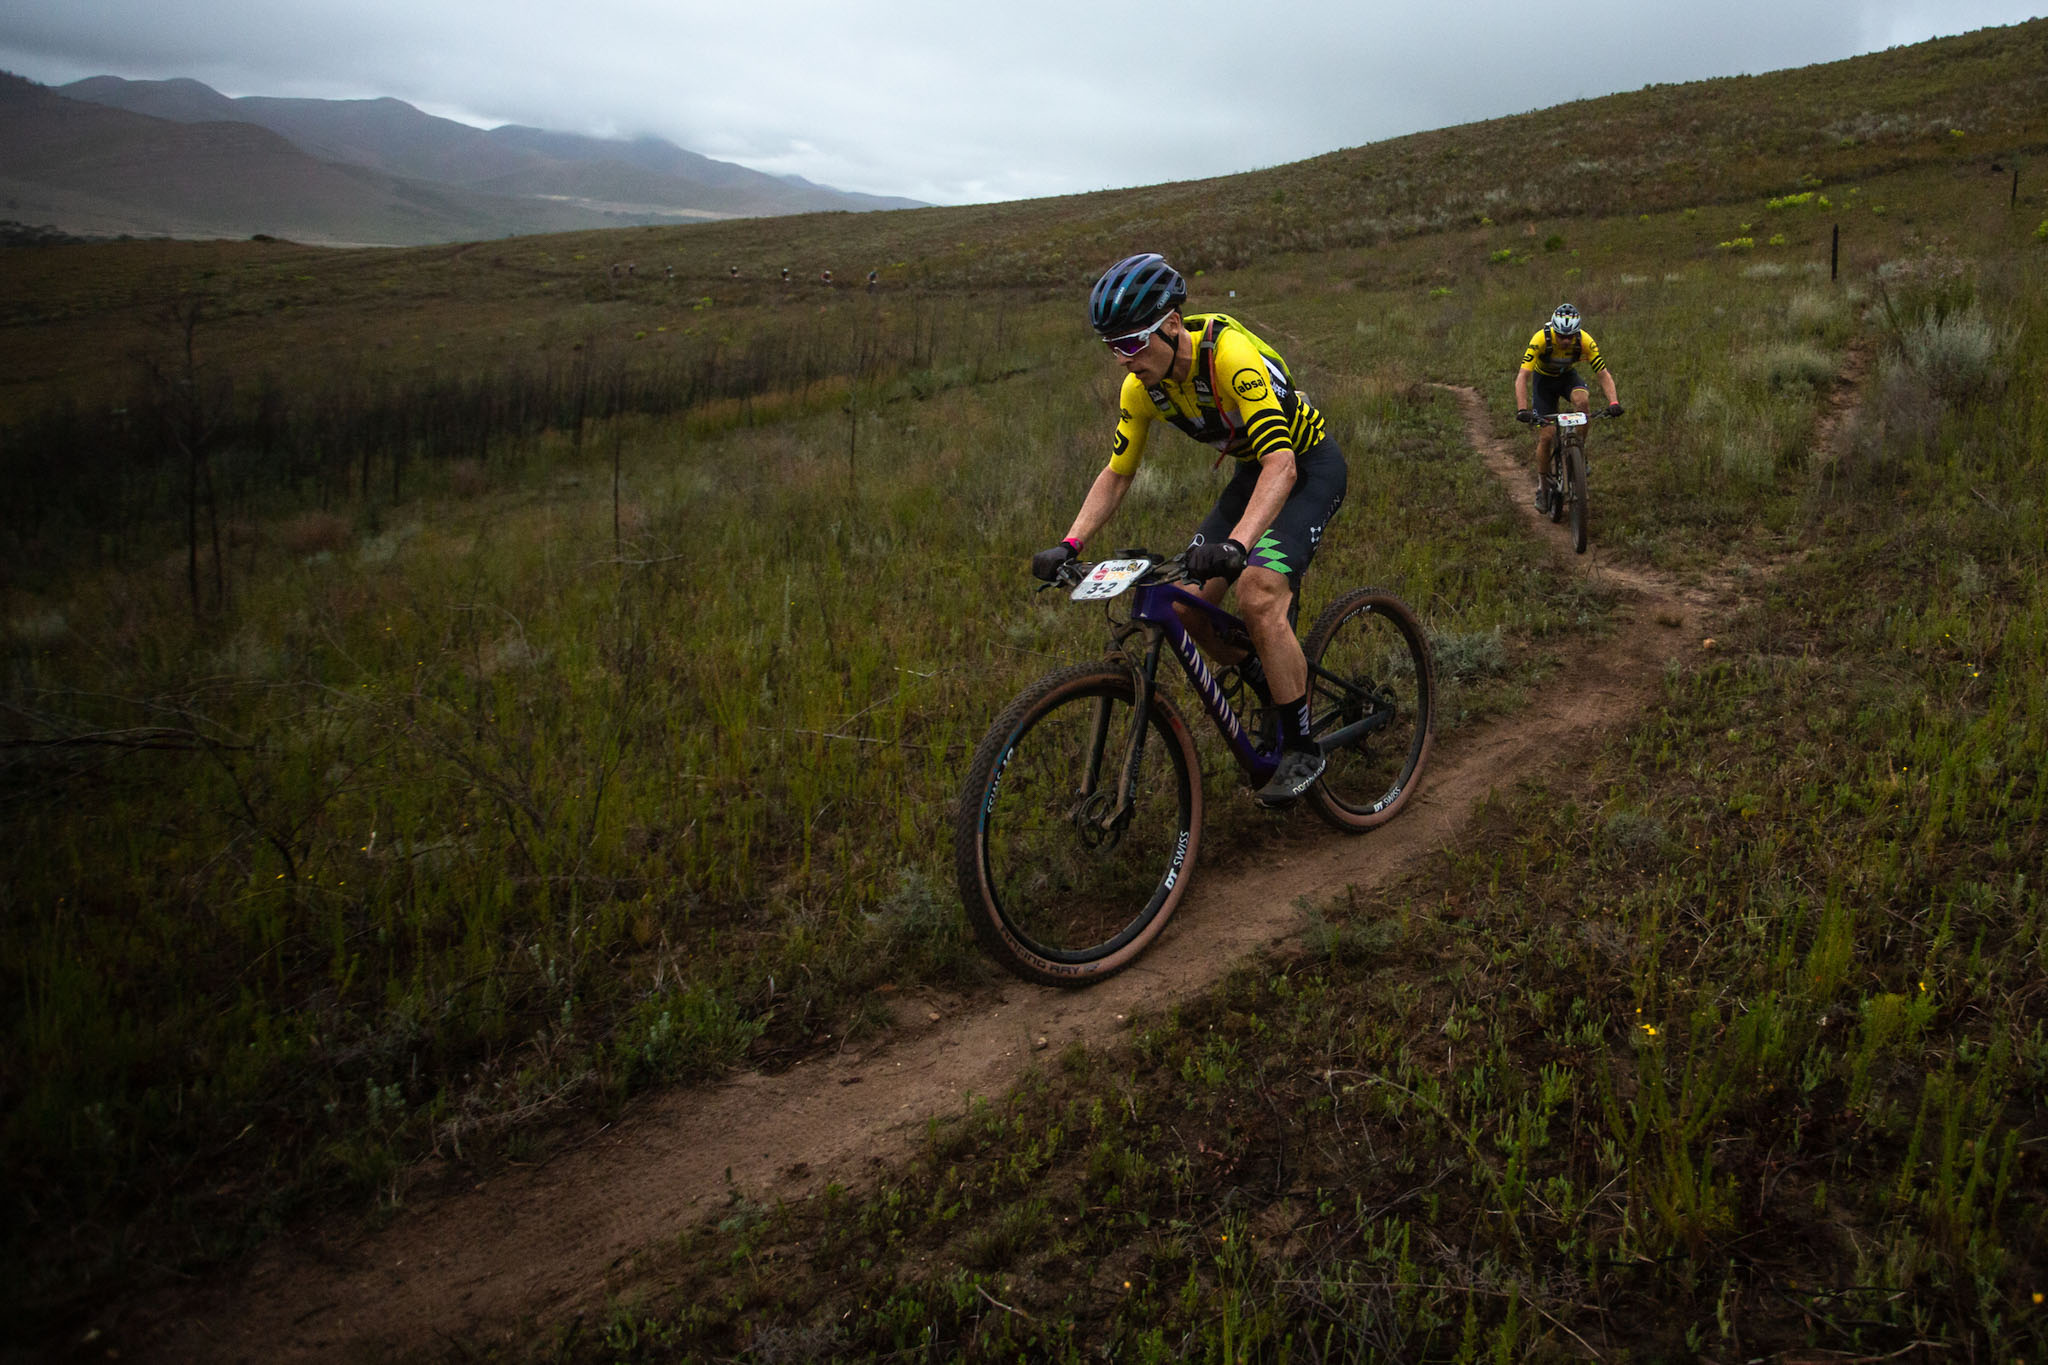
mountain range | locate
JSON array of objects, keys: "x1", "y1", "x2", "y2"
[{"x1": 0, "y1": 72, "x2": 923, "y2": 246}]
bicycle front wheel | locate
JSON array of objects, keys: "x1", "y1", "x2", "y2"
[
  {"x1": 1301, "y1": 588, "x2": 1436, "y2": 833},
  {"x1": 1566, "y1": 444, "x2": 1588, "y2": 554},
  {"x1": 954, "y1": 664, "x2": 1203, "y2": 986}
]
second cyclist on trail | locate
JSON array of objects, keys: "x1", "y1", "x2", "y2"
[
  {"x1": 1031, "y1": 253, "x2": 1347, "y2": 808},
  {"x1": 1514, "y1": 303, "x2": 1623, "y2": 513}
]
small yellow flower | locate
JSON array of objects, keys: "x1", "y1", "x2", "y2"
[{"x1": 2035, "y1": 1291, "x2": 2044, "y2": 1305}]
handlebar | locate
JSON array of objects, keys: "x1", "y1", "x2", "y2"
[
  {"x1": 1048, "y1": 548, "x2": 1192, "y2": 591},
  {"x1": 1526, "y1": 409, "x2": 1620, "y2": 426}
]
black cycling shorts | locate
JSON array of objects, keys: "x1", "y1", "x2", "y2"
[
  {"x1": 1532, "y1": 370, "x2": 1590, "y2": 416},
  {"x1": 1191, "y1": 435, "x2": 1347, "y2": 583}
]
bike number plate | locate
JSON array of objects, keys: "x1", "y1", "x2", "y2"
[
  {"x1": 1072, "y1": 558, "x2": 1153, "y2": 601},
  {"x1": 1555, "y1": 411, "x2": 1588, "y2": 428}
]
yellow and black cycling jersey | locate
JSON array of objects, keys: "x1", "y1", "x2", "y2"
[
  {"x1": 1109, "y1": 313, "x2": 1327, "y2": 476},
  {"x1": 1518, "y1": 326, "x2": 1607, "y2": 378}
]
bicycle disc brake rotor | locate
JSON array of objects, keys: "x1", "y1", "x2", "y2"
[{"x1": 1072, "y1": 790, "x2": 1128, "y2": 850}]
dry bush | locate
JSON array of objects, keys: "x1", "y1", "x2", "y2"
[
  {"x1": 276, "y1": 511, "x2": 352, "y2": 555},
  {"x1": 1740, "y1": 343, "x2": 1837, "y2": 393},
  {"x1": 1785, "y1": 288, "x2": 1847, "y2": 340},
  {"x1": 447, "y1": 458, "x2": 488, "y2": 498},
  {"x1": 1897, "y1": 307, "x2": 2011, "y2": 402}
]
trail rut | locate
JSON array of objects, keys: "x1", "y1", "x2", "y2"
[{"x1": 131, "y1": 384, "x2": 1730, "y2": 1362}]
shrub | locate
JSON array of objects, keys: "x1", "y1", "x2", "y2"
[
  {"x1": 1897, "y1": 307, "x2": 2009, "y2": 402},
  {"x1": 1718, "y1": 237, "x2": 1757, "y2": 251},
  {"x1": 1430, "y1": 625, "x2": 1506, "y2": 681},
  {"x1": 1785, "y1": 288, "x2": 1844, "y2": 338},
  {"x1": 1875, "y1": 255, "x2": 1975, "y2": 328},
  {"x1": 1685, "y1": 384, "x2": 1793, "y2": 488},
  {"x1": 1601, "y1": 807, "x2": 1667, "y2": 862},
  {"x1": 1720, "y1": 412, "x2": 1783, "y2": 485},
  {"x1": 276, "y1": 510, "x2": 352, "y2": 555},
  {"x1": 621, "y1": 986, "x2": 767, "y2": 1086},
  {"x1": 447, "y1": 458, "x2": 488, "y2": 498},
  {"x1": 1741, "y1": 343, "x2": 1836, "y2": 393}
]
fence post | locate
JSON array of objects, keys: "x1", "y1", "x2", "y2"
[
  {"x1": 2014, "y1": 166, "x2": 2021, "y2": 209},
  {"x1": 1831, "y1": 224, "x2": 1840, "y2": 282}
]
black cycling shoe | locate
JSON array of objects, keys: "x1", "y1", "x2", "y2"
[
  {"x1": 1533, "y1": 483, "x2": 1551, "y2": 515},
  {"x1": 1255, "y1": 744, "x2": 1326, "y2": 807}
]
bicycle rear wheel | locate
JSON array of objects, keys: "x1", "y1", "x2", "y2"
[
  {"x1": 1300, "y1": 588, "x2": 1435, "y2": 833},
  {"x1": 954, "y1": 663, "x2": 1203, "y2": 986},
  {"x1": 1566, "y1": 444, "x2": 1588, "y2": 554}
]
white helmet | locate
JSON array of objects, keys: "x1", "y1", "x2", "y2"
[{"x1": 1549, "y1": 303, "x2": 1581, "y2": 337}]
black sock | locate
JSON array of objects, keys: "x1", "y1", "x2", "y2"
[
  {"x1": 1274, "y1": 694, "x2": 1313, "y2": 750},
  {"x1": 1237, "y1": 655, "x2": 1272, "y2": 701}
]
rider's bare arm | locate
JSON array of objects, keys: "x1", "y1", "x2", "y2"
[
  {"x1": 1063, "y1": 465, "x2": 1134, "y2": 549},
  {"x1": 1227, "y1": 448, "x2": 1297, "y2": 552}
]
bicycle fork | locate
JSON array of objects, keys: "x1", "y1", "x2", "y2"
[{"x1": 1072, "y1": 627, "x2": 1166, "y2": 847}]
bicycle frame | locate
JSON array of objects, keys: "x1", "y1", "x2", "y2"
[
  {"x1": 1122, "y1": 578, "x2": 1278, "y2": 782},
  {"x1": 1084, "y1": 564, "x2": 1401, "y2": 819}
]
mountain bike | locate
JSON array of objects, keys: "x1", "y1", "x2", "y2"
[
  {"x1": 954, "y1": 552, "x2": 1435, "y2": 987},
  {"x1": 1531, "y1": 408, "x2": 1617, "y2": 554}
]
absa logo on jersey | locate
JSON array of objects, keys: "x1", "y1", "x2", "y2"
[{"x1": 1231, "y1": 368, "x2": 1269, "y2": 403}]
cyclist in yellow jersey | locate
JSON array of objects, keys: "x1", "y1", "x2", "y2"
[
  {"x1": 1032, "y1": 253, "x2": 1348, "y2": 806},
  {"x1": 1513, "y1": 303, "x2": 1623, "y2": 514}
]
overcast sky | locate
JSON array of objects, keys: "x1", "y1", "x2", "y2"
[{"x1": 0, "y1": 0, "x2": 2041, "y2": 205}]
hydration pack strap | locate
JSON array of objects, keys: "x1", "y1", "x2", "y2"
[{"x1": 1199, "y1": 317, "x2": 1239, "y2": 466}]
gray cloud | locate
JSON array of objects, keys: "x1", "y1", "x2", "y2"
[{"x1": 0, "y1": 0, "x2": 2040, "y2": 204}]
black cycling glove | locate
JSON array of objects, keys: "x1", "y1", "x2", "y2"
[
  {"x1": 1606, "y1": 402, "x2": 1624, "y2": 417},
  {"x1": 1031, "y1": 541, "x2": 1079, "y2": 582},
  {"x1": 1186, "y1": 538, "x2": 1248, "y2": 583},
  {"x1": 1515, "y1": 408, "x2": 1538, "y2": 424}
]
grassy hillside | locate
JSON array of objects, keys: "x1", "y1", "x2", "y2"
[
  {"x1": 3, "y1": 18, "x2": 2048, "y2": 1356},
  {"x1": 3, "y1": 18, "x2": 2043, "y2": 421}
]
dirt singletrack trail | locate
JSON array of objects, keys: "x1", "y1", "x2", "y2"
[{"x1": 135, "y1": 385, "x2": 1756, "y2": 1362}]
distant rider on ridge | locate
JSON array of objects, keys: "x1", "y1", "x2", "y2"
[{"x1": 1031, "y1": 253, "x2": 1348, "y2": 807}]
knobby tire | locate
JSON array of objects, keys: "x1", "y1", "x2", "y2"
[
  {"x1": 1566, "y1": 444, "x2": 1589, "y2": 554},
  {"x1": 1300, "y1": 587, "x2": 1436, "y2": 833},
  {"x1": 954, "y1": 663, "x2": 1203, "y2": 987}
]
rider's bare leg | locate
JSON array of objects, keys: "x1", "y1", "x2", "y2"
[
  {"x1": 1235, "y1": 567, "x2": 1306, "y2": 702},
  {"x1": 1174, "y1": 578, "x2": 1246, "y2": 665},
  {"x1": 1537, "y1": 387, "x2": 1593, "y2": 482},
  {"x1": 1173, "y1": 568, "x2": 1302, "y2": 699}
]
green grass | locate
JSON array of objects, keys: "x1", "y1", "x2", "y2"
[
  {"x1": 3, "y1": 17, "x2": 2048, "y2": 1353},
  {"x1": 521, "y1": 242, "x2": 2048, "y2": 1362}
]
